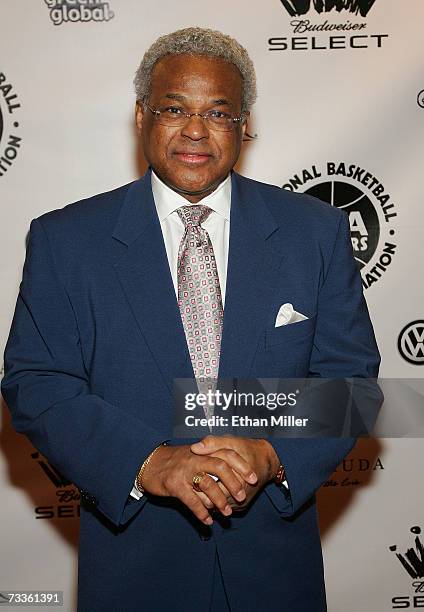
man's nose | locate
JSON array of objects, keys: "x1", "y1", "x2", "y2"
[{"x1": 181, "y1": 114, "x2": 209, "y2": 140}]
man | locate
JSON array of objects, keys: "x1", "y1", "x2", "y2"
[{"x1": 1, "y1": 27, "x2": 380, "y2": 612}]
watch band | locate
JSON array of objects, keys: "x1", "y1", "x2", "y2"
[{"x1": 274, "y1": 464, "x2": 285, "y2": 486}]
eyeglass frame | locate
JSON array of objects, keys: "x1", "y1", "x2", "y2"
[{"x1": 143, "y1": 102, "x2": 248, "y2": 131}]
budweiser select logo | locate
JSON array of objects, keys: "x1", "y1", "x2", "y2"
[
  {"x1": 270, "y1": 0, "x2": 388, "y2": 52},
  {"x1": 280, "y1": 0, "x2": 376, "y2": 17}
]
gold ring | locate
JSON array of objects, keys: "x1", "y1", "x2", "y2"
[{"x1": 192, "y1": 471, "x2": 206, "y2": 492}]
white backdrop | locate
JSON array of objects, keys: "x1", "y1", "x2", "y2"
[{"x1": 1, "y1": 1, "x2": 423, "y2": 610}]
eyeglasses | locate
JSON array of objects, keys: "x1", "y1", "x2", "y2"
[{"x1": 145, "y1": 104, "x2": 246, "y2": 132}]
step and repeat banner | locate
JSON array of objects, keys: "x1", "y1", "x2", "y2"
[{"x1": 1, "y1": 1, "x2": 423, "y2": 610}]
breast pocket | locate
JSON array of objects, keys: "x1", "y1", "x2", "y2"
[{"x1": 265, "y1": 315, "x2": 316, "y2": 349}]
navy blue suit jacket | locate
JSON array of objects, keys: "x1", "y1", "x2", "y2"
[{"x1": 2, "y1": 169, "x2": 380, "y2": 611}]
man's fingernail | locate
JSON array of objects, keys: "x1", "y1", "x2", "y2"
[
  {"x1": 248, "y1": 473, "x2": 257, "y2": 483},
  {"x1": 205, "y1": 516, "x2": 213, "y2": 525},
  {"x1": 192, "y1": 442, "x2": 204, "y2": 449},
  {"x1": 224, "y1": 505, "x2": 232, "y2": 515},
  {"x1": 236, "y1": 491, "x2": 246, "y2": 501}
]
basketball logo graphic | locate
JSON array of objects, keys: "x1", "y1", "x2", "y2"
[
  {"x1": 305, "y1": 181, "x2": 379, "y2": 270},
  {"x1": 283, "y1": 162, "x2": 398, "y2": 288}
]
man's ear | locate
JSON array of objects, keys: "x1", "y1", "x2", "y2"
[
  {"x1": 135, "y1": 101, "x2": 144, "y2": 134},
  {"x1": 241, "y1": 110, "x2": 250, "y2": 138}
]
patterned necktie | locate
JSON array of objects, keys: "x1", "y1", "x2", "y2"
[{"x1": 177, "y1": 205, "x2": 224, "y2": 420}]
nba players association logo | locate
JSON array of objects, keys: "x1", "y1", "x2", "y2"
[
  {"x1": 0, "y1": 71, "x2": 22, "y2": 178},
  {"x1": 280, "y1": 0, "x2": 376, "y2": 17},
  {"x1": 283, "y1": 162, "x2": 398, "y2": 289}
]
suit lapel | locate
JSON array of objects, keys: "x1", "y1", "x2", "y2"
[
  {"x1": 111, "y1": 169, "x2": 286, "y2": 392},
  {"x1": 112, "y1": 170, "x2": 193, "y2": 394},
  {"x1": 218, "y1": 172, "x2": 285, "y2": 378}
]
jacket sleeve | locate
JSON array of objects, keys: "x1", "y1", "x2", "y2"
[
  {"x1": 1, "y1": 218, "x2": 166, "y2": 527},
  {"x1": 264, "y1": 211, "x2": 381, "y2": 516}
]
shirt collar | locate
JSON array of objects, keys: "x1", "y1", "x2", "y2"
[{"x1": 151, "y1": 169, "x2": 231, "y2": 222}]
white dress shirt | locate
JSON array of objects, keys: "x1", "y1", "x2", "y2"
[
  {"x1": 152, "y1": 170, "x2": 231, "y2": 304},
  {"x1": 130, "y1": 170, "x2": 287, "y2": 500}
]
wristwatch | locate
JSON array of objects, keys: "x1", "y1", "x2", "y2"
[{"x1": 274, "y1": 464, "x2": 285, "y2": 486}]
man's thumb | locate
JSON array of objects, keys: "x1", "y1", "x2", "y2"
[{"x1": 190, "y1": 440, "x2": 208, "y2": 453}]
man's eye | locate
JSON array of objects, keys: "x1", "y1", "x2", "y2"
[
  {"x1": 163, "y1": 106, "x2": 184, "y2": 115},
  {"x1": 208, "y1": 110, "x2": 230, "y2": 119}
]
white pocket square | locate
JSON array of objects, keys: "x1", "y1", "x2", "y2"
[{"x1": 275, "y1": 303, "x2": 308, "y2": 327}]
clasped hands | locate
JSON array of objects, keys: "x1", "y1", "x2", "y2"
[{"x1": 141, "y1": 435, "x2": 280, "y2": 526}]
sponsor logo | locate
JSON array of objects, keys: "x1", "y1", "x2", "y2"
[
  {"x1": 390, "y1": 526, "x2": 424, "y2": 608},
  {"x1": 44, "y1": 0, "x2": 114, "y2": 26},
  {"x1": 0, "y1": 71, "x2": 22, "y2": 178},
  {"x1": 323, "y1": 455, "x2": 383, "y2": 488},
  {"x1": 283, "y1": 162, "x2": 398, "y2": 289},
  {"x1": 417, "y1": 90, "x2": 424, "y2": 109},
  {"x1": 280, "y1": 0, "x2": 376, "y2": 18},
  {"x1": 269, "y1": 0, "x2": 388, "y2": 52},
  {"x1": 32, "y1": 452, "x2": 80, "y2": 520},
  {"x1": 398, "y1": 321, "x2": 424, "y2": 365}
]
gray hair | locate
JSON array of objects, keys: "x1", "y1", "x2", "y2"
[{"x1": 134, "y1": 27, "x2": 257, "y2": 113}]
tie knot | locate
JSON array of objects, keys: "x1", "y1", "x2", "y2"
[{"x1": 177, "y1": 205, "x2": 212, "y2": 229}]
